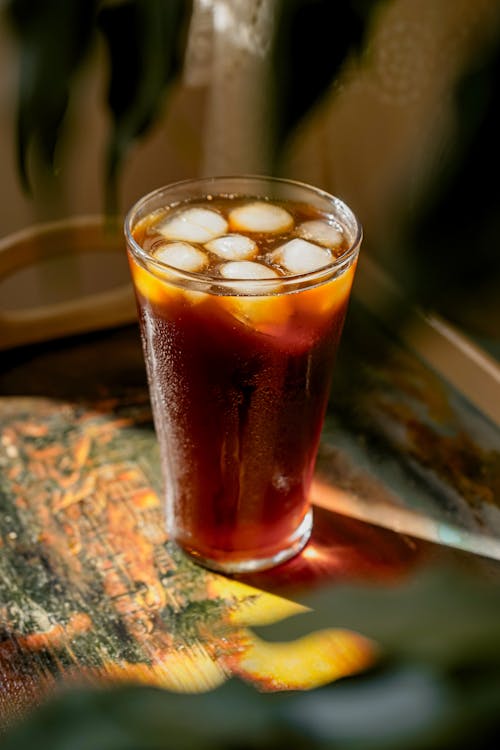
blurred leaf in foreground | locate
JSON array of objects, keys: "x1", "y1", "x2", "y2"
[
  {"x1": 255, "y1": 567, "x2": 500, "y2": 670},
  {"x1": 1, "y1": 567, "x2": 500, "y2": 749}
]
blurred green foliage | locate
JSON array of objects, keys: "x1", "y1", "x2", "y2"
[
  {"x1": 6, "y1": 0, "x2": 100, "y2": 192},
  {"x1": 5, "y1": 0, "x2": 192, "y2": 210},
  {"x1": 270, "y1": 0, "x2": 375, "y2": 163},
  {"x1": 404, "y1": 28, "x2": 500, "y2": 310},
  {"x1": 97, "y1": 0, "x2": 189, "y2": 212},
  {"x1": 4, "y1": 0, "x2": 382, "y2": 211},
  {"x1": 2, "y1": 567, "x2": 500, "y2": 749}
]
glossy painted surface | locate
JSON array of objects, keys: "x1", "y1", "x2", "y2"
[{"x1": 0, "y1": 295, "x2": 498, "y2": 728}]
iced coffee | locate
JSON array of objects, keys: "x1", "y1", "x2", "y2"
[{"x1": 125, "y1": 177, "x2": 361, "y2": 572}]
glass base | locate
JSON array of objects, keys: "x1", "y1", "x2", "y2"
[{"x1": 180, "y1": 509, "x2": 313, "y2": 574}]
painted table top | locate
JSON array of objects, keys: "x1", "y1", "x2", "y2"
[{"x1": 0, "y1": 297, "x2": 499, "y2": 731}]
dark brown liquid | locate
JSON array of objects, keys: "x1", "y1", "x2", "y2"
[{"x1": 130, "y1": 197, "x2": 356, "y2": 567}]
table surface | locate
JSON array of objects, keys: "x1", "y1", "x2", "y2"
[{"x1": 1, "y1": 297, "x2": 499, "y2": 731}]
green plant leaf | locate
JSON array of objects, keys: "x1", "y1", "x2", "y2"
[
  {"x1": 270, "y1": 0, "x2": 382, "y2": 162},
  {"x1": 97, "y1": 0, "x2": 191, "y2": 213},
  {"x1": 6, "y1": 0, "x2": 99, "y2": 191},
  {"x1": 255, "y1": 567, "x2": 500, "y2": 670},
  {"x1": 2, "y1": 569, "x2": 500, "y2": 749}
]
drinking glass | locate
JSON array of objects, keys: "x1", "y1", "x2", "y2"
[{"x1": 125, "y1": 176, "x2": 361, "y2": 572}]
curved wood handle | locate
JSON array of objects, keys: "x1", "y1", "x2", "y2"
[{"x1": 0, "y1": 216, "x2": 137, "y2": 350}]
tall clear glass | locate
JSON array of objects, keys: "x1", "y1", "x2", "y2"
[{"x1": 125, "y1": 176, "x2": 362, "y2": 572}]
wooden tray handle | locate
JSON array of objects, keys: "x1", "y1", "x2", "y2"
[{"x1": 0, "y1": 216, "x2": 137, "y2": 350}]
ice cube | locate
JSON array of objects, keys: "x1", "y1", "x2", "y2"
[
  {"x1": 205, "y1": 234, "x2": 257, "y2": 261},
  {"x1": 219, "y1": 260, "x2": 280, "y2": 294},
  {"x1": 296, "y1": 220, "x2": 343, "y2": 248},
  {"x1": 153, "y1": 242, "x2": 208, "y2": 272},
  {"x1": 219, "y1": 260, "x2": 278, "y2": 280},
  {"x1": 271, "y1": 238, "x2": 333, "y2": 275},
  {"x1": 217, "y1": 263, "x2": 289, "y2": 330},
  {"x1": 229, "y1": 202, "x2": 293, "y2": 234},
  {"x1": 158, "y1": 207, "x2": 228, "y2": 243}
]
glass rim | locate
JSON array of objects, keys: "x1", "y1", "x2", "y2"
[{"x1": 124, "y1": 175, "x2": 362, "y2": 295}]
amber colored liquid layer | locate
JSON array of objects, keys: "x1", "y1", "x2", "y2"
[{"x1": 130, "y1": 254, "x2": 355, "y2": 567}]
